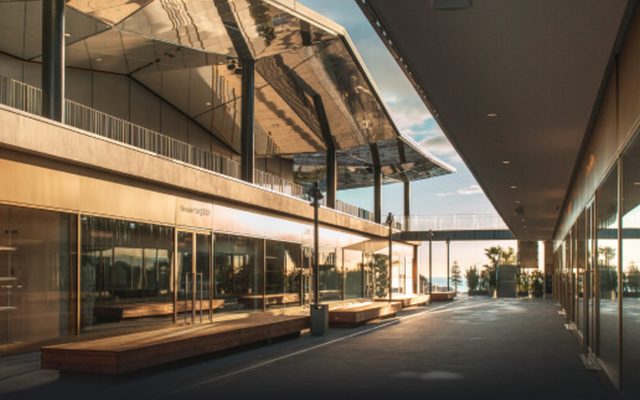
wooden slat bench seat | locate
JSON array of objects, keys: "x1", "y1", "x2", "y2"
[
  {"x1": 430, "y1": 292, "x2": 457, "y2": 301},
  {"x1": 92, "y1": 299, "x2": 225, "y2": 321},
  {"x1": 328, "y1": 301, "x2": 402, "y2": 326},
  {"x1": 41, "y1": 313, "x2": 309, "y2": 374}
]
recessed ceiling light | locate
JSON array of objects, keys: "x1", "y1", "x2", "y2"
[
  {"x1": 510, "y1": 185, "x2": 517, "y2": 189},
  {"x1": 64, "y1": 32, "x2": 72, "y2": 38},
  {"x1": 502, "y1": 160, "x2": 511, "y2": 165},
  {"x1": 95, "y1": 57, "x2": 103, "y2": 62},
  {"x1": 515, "y1": 200, "x2": 521, "y2": 204},
  {"x1": 205, "y1": 101, "x2": 212, "y2": 106},
  {"x1": 634, "y1": 182, "x2": 640, "y2": 186},
  {"x1": 487, "y1": 113, "x2": 498, "y2": 118}
]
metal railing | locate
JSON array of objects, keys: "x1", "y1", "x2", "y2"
[
  {"x1": 403, "y1": 213, "x2": 508, "y2": 231},
  {"x1": 0, "y1": 75, "x2": 380, "y2": 223}
]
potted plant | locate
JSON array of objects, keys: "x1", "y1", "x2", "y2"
[
  {"x1": 530, "y1": 270, "x2": 544, "y2": 298},
  {"x1": 517, "y1": 271, "x2": 530, "y2": 297}
]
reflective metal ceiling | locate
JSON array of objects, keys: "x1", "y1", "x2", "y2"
[{"x1": 0, "y1": 0, "x2": 453, "y2": 188}]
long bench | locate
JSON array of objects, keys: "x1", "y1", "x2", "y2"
[
  {"x1": 430, "y1": 291, "x2": 457, "y2": 301},
  {"x1": 328, "y1": 301, "x2": 402, "y2": 326},
  {"x1": 92, "y1": 299, "x2": 225, "y2": 321},
  {"x1": 41, "y1": 313, "x2": 309, "y2": 374},
  {"x1": 238, "y1": 293, "x2": 300, "y2": 309},
  {"x1": 376, "y1": 294, "x2": 430, "y2": 308}
]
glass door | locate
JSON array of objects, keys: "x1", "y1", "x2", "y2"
[{"x1": 176, "y1": 230, "x2": 212, "y2": 324}]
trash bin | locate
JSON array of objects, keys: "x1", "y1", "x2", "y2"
[{"x1": 310, "y1": 304, "x2": 328, "y2": 336}]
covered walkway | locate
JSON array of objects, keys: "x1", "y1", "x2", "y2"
[{"x1": 0, "y1": 298, "x2": 619, "y2": 399}]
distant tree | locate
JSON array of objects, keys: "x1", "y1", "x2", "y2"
[
  {"x1": 598, "y1": 246, "x2": 616, "y2": 267},
  {"x1": 626, "y1": 264, "x2": 640, "y2": 293},
  {"x1": 479, "y1": 268, "x2": 490, "y2": 290},
  {"x1": 465, "y1": 266, "x2": 479, "y2": 292},
  {"x1": 451, "y1": 261, "x2": 462, "y2": 292}
]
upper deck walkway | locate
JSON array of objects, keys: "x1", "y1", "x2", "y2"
[{"x1": 0, "y1": 297, "x2": 620, "y2": 399}]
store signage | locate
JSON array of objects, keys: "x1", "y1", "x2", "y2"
[{"x1": 176, "y1": 199, "x2": 213, "y2": 228}]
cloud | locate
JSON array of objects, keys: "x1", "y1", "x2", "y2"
[
  {"x1": 436, "y1": 192, "x2": 454, "y2": 197},
  {"x1": 457, "y1": 185, "x2": 483, "y2": 195}
]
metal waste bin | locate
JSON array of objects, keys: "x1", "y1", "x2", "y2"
[{"x1": 310, "y1": 304, "x2": 328, "y2": 336}]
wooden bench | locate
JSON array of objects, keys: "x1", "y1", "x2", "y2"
[
  {"x1": 376, "y1": 294, "x2": 431, "y2": 308},
  {"x1": 93, "y1": 299, "x2": 225, "y2": 321},
  {"x1": 430, "y1": 291, "x2": 457, "y2": 301},
  {"x1": 328, "y1": 301, "x2": 402, "y2": 326},
  {"x1": 238, "y1": 293, "x2": 300, "y2": 309},
  {"x1": 41, "y1": 313, "x2": 310, "y2": 374}
]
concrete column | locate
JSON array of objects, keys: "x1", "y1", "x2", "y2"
[
  {"x1": 403, "y1": 180, "x2": 411, "y2": 229},
  {"x1": 374, "y1": 163, "x2": 382, "y2": 223},
  {"x1": 240, "y1": 59, "x2": 255, "y2": 183},
  {"x1": 544, "y1": 240, "x2": 554, "y2": 296},
  {"x1": 42, "y1": 0, "x2": 65, "y2": 122}
]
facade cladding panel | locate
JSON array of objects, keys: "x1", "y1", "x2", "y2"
[{"x1": 553, "y1": 5, "x2": 640, "y2": 396}]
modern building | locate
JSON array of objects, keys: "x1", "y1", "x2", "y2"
[
  {"x1": 0, "y1": 0, "x2": 454, "y2": 353},
  {"x1": 358, "y1": 0, "x2": 640, "y2": 396}
]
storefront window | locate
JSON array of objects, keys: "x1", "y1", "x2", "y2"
[
  {"x1": 319, "y1": 248, "x2": 342, "y2": 302},
  {"x1": 596, "y1": 168, "x2": 619, "y2": 380},
  {"x1": 80, "y1": 216, "x2": 173, "y2": 331},
  {"x1": 214, "y1": 233, "x2": 264, "y2": 310},
  {"x1": 622, "y1": 137, "x2": 640, "y2": 395},
  {"x1": 343, "y1": 249, "x2": 364, "y2": 299},
  {"x1": 265, "y1": 240, "x2": 302, "y2": 308},
  {"x1": 0, "y1": 206, "x2": 76, "y2": 351}
]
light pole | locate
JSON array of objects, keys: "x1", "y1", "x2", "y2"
[
  {"x1": 446, "y1": 239, "x2": 450, "y2": 292},
  {"x1": 385, "y1": 213, "x2": 394, "y2": 303},
  {"x1": 308, "y1": 182, "x2": 323, "y2": 306},
  {"x1": 308, "y1": 182, "x2": 327, "y2": 335}
]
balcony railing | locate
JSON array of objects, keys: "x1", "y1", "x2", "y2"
[
  {"x1": 403, "y1": 214, "x2": 508, "y2": 231},
  {"x1": 0, "y1": 75, "x2": 379, "y2": 223}
]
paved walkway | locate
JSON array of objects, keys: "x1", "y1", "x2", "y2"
[{"x1": 0, "y1": 297, "x2": 621, "y2": 399}]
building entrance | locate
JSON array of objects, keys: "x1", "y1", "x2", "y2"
[{"x1": 176, "y1": 230, "x2": 213, "y2": 323}]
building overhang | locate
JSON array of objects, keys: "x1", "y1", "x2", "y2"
[
  {"x1": 0, "y1": 0, "x2": 452, "y2": 190},
  {"x1": 358, "y1": 0, "x2": 632, "y2": 240}
]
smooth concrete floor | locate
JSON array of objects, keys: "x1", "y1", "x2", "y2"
[{"x1": 0, "y1": 297, "x2": 621, "y2": 400}]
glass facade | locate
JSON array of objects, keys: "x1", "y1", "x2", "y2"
[
  {"x1": 0, "y1": 205, "x2": 76, "y2": 351},
  {"x1": 80, "y1": 216, "x2": 174, "y2": 331},
  {"x1": 554, "y1": 134, "x2": 640, "y2": 394},
  {"x1": 0, "y1": 200, "x2": 418, "y2": 351},
  {"x1": 214, "y1": 233, "x2": 264, "y2": 310},
  {"x1": 622, "y1": 137, "x2": 640, "y2": 395}
]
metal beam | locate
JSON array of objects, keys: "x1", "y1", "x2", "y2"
[
  {"x1": 42, "y1": 0, "x2": 65, "y2": 122},
  {"x1": 240, "y1": 59, "x2": 255, "y2": 183}
]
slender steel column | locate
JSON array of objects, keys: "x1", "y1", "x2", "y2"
[
  {"x1": 387, "y1": 213, "x2": 393, "y2": 302},
  {"x1": 446, "y1": 239, "x2": 451, "y2": 292},
  {"x1": 403, "y1": 180, "x2": 411, "y2": 229},
  {"x1": 326, "y1": 146, "x2": 337, "y2": 208},
  {"x1": 312, "y1": 95, "x2": 337, "y2": 208},
  {"x1": 240, "y1": 59, "x2": 255, "y2": 183},
  {"x1": 374, "y1": 163, "x2": 382, "y2": 223},
  {"x1": 42, "y1": 0, "x2": 65, "y2": 122},
  {"x1": 428, "y1": 231, "x2": 433, "y2": 294}
]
